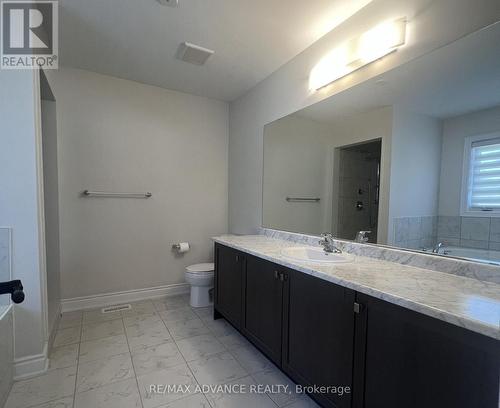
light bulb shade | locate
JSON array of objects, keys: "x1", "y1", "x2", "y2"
[{"x1": 309, "y1": 18, "x2": 406, "y2": 90}]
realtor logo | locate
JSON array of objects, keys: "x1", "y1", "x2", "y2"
[{"x1": 1, "y1": 1, "x2": 58, "y2": 69}]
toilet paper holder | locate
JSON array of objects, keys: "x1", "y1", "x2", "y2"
[{"x1": 172, "y1": 242, "x2": 190, "y2": 252}]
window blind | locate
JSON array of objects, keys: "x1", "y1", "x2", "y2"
[{"x1": 468, "y1": 137, "x2": 500, "y2": 210}]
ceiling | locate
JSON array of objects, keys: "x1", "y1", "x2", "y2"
[
  {"x1": 296, "y1": 22, "x2": 500, "y2": 123},
  {"x1": 59, "y1": 0, "x2": 371, "y2": 102}
]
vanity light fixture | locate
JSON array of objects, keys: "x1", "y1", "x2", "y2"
[{"x1": 309, "y1": 18, "x2": 406, "y2": 90}]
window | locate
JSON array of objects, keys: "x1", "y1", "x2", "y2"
[{"x1": 462, "y1": 133, "x2": 500, "y2": 216}]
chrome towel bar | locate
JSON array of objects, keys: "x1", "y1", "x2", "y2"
[
  {"x1": 83, "y1": 190, "x2": 152, "y2": 198},
  {"x1": 286, "y1": 197, "x2": 320, "y2": 202}
]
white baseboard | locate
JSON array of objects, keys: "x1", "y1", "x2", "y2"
[
  {"x1": 14, "y1": 343, "x2": 49, "y2": 380},
  {"x1": 61, "y1": 283, "x2": 190, "y2": 313}
]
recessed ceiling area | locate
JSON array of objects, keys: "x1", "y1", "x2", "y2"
[{"x1": 58, "y1": 0, "x2": 371, "y2": 102}]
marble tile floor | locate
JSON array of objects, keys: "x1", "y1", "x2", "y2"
[{"x1": 4, "y1": 294, "x2": 319, "y2": 408}]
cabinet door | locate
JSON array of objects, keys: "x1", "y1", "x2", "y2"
[
  {"x1": 214, "y1": 244, "x2": 244, "y2": 329},
  {"x1": 354, "y1": 293, "x2": 500, "y2": 408},
  {"x1": 283, "y1": 269, "x2": 355, "y2": 408},
  {"x1": 243, "y1": 255, "x2": 283, "y2": 365}
]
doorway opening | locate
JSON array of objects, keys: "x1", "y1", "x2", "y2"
[{"x1": 334, "y1": 139, "x2": 382, "y2": 243}]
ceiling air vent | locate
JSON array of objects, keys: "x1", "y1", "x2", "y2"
[
  {"x1": 177, "y1": 42, "x2": 214, "y2": 66},
  {"x1": 157, "y1": 0, "x2": 179, "y2": 7}
]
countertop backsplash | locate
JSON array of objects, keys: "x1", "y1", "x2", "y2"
[{"x1": 259, "y1": 227, "x2": 500, "y2": 285}]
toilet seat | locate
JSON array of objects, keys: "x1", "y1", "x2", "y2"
[{"x1": 186, "y1": 263, "x2": 214, "y2": 274}]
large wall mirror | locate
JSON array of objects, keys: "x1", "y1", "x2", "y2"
[{"x1": 263, "y1": 22, "x2": 500, "y2": 265}]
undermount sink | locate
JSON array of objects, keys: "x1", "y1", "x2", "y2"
[{"x1": 280, "y1": 246, "x2": 351, "y2": 264}]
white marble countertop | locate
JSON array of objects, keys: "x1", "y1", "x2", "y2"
[{"x1": 213, "y1": 235, "x2": 500, "y2": 340}]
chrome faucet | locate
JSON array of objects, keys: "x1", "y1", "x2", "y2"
[
  {"x1": 432, "y1": 242, "x2": 443, "y2": 253},
  {"x1": 319, "y1": 233, "x2": 342, "y2": 254},
  {"x1": 355, "y1": 230, "x2": 371, "y2": 243}
]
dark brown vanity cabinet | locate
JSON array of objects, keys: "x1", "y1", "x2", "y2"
[
  {"x1": 242, "y1": 255, "x2": 356, "y2": 408},
  {"x1": 215, "y1": 243, "x2": 356, "y2": 408},
  {"x1": 214, "y1": 244, "x2": 244, "y2": 329},
  {"x1": 282, "y1": 268, "x2": 355, "y2": 408},
  {"x1": 353, "y1": 293, "x2": 500, "y2": 408},
  {"x1": 242, "y1": 255, "x2": 284, "y2": 365},
  {"x1": 214, "y1": 243, "x2": 500, "y2": 408}
]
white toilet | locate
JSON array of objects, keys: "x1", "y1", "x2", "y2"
[{"x1": 185, "y1": 263, "x2": 214, "y2": 308}]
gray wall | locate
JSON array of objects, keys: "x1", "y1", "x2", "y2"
[
  {"x1": 262, "y1": 108, "x2": 393, "y2": 239},
  {"x1": 46, "y1": 68, "x2": 229, "y2": 300},
  {"x1": 263, "y1": 115, "x2": 333, "y2": 235},
  {"x1": 439, "y1": 105, "x2": 500, "y2": 216},
  {"x1": 435, "y1": 105, "x2": 500, "y2": 251},
  {"x1": 386, "y1": 106, "x2": 500, "y2": 250},
  {"x1": 228, "y1": 0, "x2": 500, "y2": 235},
  {"x1": 388, "y1": 108, "x2": 442, "y2": 243}
]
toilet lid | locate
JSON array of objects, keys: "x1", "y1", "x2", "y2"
[{"x1": 186, "y1": 263, "x2": 214, "y2": 273}]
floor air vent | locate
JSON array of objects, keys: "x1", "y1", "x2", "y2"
[{"x1": 101, "y1": 304, "x2": 131, "y2": 314}]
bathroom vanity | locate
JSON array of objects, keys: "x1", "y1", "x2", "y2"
[{"x1": 213, "y1": 235, "x2": 500, "y2": 408}]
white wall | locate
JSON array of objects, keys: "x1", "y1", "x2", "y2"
[
  {"x1": 45, "y1": 68, "x2": 228, "y2": 300},
  {"x1": 388, "y1": 107, "x2": 442, "y2": 242},
  {"x1": 439, "y1": 105, "x2": 500, "y2": 216},
  {"x1": 41, "y1": 98, "x2": 61, "y2": 338},
  {"x1": 0, "y1": 308, "x2": 13, "y2": 407},
  {"x1": 263, "y1": 115, "x2": 332, "y2": 235},
  {"x1": 0, "y1": 70, "x2": 48, "y2": 369},
  {"x1": 0, "y1": 228, "x2": 11, "y2": 306},
  {"x1": 228, "y1": 0, "x2": 500, "y2": 235}
]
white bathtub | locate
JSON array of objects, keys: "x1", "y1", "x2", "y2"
[
  {"x1": 439, "y1": 246, "x2": 500, "y2": 265},
  {"x1": 0, "y1": 304, "x2": 13, "y2": 407}
]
